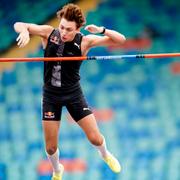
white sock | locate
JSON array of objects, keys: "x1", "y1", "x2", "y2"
[
  {"x1": 95, "y1": 136, "x2": 109, "y2": 158},
  {"x1": 46, "y1": 148, "x2": 62, "y2": 174}
]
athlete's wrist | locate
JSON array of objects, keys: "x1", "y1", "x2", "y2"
[{"x1": 22, "y1": 28, "x2": 29, "y2": 33}]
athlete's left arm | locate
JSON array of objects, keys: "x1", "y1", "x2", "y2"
[{"x1": 84, "y1": 24, "x2": 126, "y2": 48}]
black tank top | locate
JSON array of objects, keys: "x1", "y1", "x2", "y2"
[{"x1": 43, "y1": 29, "x2": 83, "y2": 93}]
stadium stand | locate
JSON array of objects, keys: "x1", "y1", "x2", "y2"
[{"x1": 0, "y1": 0, "x2": 180, "y2": 179}]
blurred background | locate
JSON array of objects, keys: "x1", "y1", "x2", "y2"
[{"x1": 0, "y1": 0, "x2": 180, "y2": 179}]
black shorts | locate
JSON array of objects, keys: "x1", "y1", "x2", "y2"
[{"x1": 42, "y1": 85, "x2": 92, "y2": 122}]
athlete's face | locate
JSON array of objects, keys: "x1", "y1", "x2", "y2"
[{"x1": 59, "y1": 18, "x2": 79, "y2": 42}]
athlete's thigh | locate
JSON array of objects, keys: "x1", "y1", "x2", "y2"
[
  {"x1": 66, "y1": 96, "x2": 101, "y2": 140},
  {"x1": 77, "y1": 113, "x2": 101, "y2": 135},
  {"x1": 66, "y1": 94, "x2": 92, "y2": 122},
  {"x1": 42, "y1": 121, "x2": 60, "y2": 144},
  {"x1": 42, "y1": 100, "x2": 62, "y2": 144}
]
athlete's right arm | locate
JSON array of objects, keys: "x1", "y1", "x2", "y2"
[{"x1": 14, "y1": 22, "x2": 54, "y2": 48}]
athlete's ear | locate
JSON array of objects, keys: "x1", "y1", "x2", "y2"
[{"x1": 76, "y1": 27, "x2": 80, "y2": 32}]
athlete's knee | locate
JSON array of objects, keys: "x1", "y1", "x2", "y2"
[
  {"x1": 46, "y1": 144, "x2": 58, "y2": 155},
  {"x1": 88, "y1": 132, "x2": 103, "y2": 146}
]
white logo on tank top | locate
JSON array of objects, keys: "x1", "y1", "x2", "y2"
[
  {"x1": 83, "y1": 107, "x2": 90, "y2": 111},
  {"x1": 51, "y1": 63, "x2": 61, "y2": 87},
  {"x1": 74, "y1": 42, "x2": 80, "y2": 49}
]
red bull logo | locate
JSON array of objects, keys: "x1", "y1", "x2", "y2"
[{"x1": 44, "y1": 112, "x2": 55, "y2": 119}]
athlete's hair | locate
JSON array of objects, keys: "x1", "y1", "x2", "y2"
[{"x1": 57, "y1": 3, "x2": 86, "y2": 28}]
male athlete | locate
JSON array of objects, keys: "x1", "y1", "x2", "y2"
[{"x1": 14, "y1": 3, "x2": 126, "y2": 180}]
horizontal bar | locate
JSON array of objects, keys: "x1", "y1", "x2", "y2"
[
  {"x1": 0, "y1": 56, "x2": 87, "y2": 62},
  {"x1": 0, "y1": 53, "x2": 179, "y2": 62},
  {"x1": 144, "y1": 53, "x2": 180, "y2": 59}
]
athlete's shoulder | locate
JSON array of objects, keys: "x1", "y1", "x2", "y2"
[
  {"x1": 81, "y1": 34, "x2": 96, "y2": 47},
  {"x1": 76, "y1": 32, "x2": 84, "y2": 39},
  {"x1": 74, "y1": 32, "x2": 83, "y2": 44}
]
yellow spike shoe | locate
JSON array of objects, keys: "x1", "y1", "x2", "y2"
[{"x1": 103, "y1": 152, "x2": 121, "y2": 173}]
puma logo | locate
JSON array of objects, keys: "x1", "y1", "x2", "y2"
[
  {"x1": 83, "y1": 107, "x2": 90, "y2": 111},
  {"x1": 74, "y1": 42, "x2": 80, "y2": 49}
]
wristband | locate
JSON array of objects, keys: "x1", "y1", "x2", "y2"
[{"x1": 100, "y1": 27, "x2": 106, "y2": 34}]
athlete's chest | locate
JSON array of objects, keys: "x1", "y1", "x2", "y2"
[{"x1": 47, "y1": 33, "x2": 82, "y2": 57}]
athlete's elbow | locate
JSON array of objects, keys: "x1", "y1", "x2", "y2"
[
  {"x1": 114, "y1": 34, "x2": 126, "y2": 45},
  {"x1": 119, "y1": 34, "x2": 126, "y2": 44}
]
